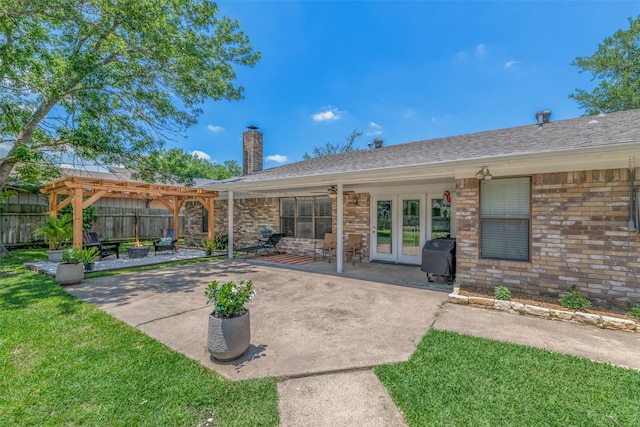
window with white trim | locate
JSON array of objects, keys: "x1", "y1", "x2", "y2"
[
  {"x1": 280, "y1": 197, "x2": 332, "y2": 239},
  {"x1": 480, "y1": 177, "x2": 531, "y2": 261}
]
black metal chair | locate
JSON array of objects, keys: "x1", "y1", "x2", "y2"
[
  {"x1": 238, "y1": 233, "x2": 285, "y2": 260},
  {"x1": 153, "y1": 228, "x2": 178, "y2": 255},
  {"x1": 82, "y1": 231, "x2": 120, "y2": 259}
]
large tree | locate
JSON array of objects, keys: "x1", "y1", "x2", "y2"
[
  {"x1": 0, "y1": 0, "x2": 259, "y2": 191},
  {"x1": 570, "y1": 16, "x2": 640, "y2": 115},
  {"x1": 133, "y1": 148, "x2": 241, "y2": 185},
  {"x1": 302, "y1": 128, "x2": 363, "y2": 160}
]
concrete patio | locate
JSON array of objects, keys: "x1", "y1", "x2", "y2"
[
  {"x1": 64, "y1": 257, "x2": 640, "y2": 426},
  {"x1": 65, "y1": 259, "x2": 448, "y2": 381}
]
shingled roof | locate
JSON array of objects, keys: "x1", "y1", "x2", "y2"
[{"x1": 219, "y1": 109, "x2": 640, "y2": 188}]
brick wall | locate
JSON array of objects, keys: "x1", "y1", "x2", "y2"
[
  {"x1": 456, "y1": 168, "x2": 640, "y2": 309},
  {"x1": 185, "y1": 193, "x2": 371, "y2": 260}
]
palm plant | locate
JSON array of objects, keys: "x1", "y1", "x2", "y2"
[{"x1": 35, "y1": 214, "x2": 73, "y2": 249}]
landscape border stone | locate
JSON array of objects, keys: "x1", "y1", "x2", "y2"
[{"x1": 448, "y1": 287, "x2": 638, "y2": 333}]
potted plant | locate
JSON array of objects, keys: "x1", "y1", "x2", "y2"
[
  {"x1": 205, "y1": 279, "x2": 256, "y2": 361},
  {"x1": 204, "y1": 239, "x2": 216, "y2": 256},
  {"x1": 35, "y1": 214, "x2": 73, "y2": 262},
  {"x1": 204, "y1": 235, "x2": 229, "y2": 256},
  {"x1": 56, "y1": 247, "x2": 84, "y2": 285},
  {"x1": 82, "y1": 246, "x2": 101, "y2": 272}
]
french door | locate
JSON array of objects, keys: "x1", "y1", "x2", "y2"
[{"x1": 371, "y1": 195, "x2": 425, "y2": 264}]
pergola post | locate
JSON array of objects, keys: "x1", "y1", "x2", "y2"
[
  {"x1": 72, "y1": 187, "x2": 83, "y2": 249},
  {"x1": 208, "y1": 197, "x2": 215, "y2": 241},
  {"x1": 48, "y1": 193, "x2": 57, "y2": 250}
]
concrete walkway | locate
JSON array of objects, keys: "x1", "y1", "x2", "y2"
[{"x1": 65, "y1": 259, "x2": 640, "y2": 426}]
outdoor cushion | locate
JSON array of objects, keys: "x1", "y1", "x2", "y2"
[{"x1": 159, "y1": 237, "x2": 172, "y2": 245}]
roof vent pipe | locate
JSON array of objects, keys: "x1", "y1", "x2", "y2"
[
  {"x1": 373, "y1": 138, "x2": 383, "y2": 148},
  {"x1": 536, "y1": 110, "x2": 551, "y2": 128}
]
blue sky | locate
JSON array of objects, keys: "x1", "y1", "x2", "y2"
[{"x1": 175, "y1": 1, "x2": 640, "y2": 168}]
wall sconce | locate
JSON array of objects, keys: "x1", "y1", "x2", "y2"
[{"x1": 475, "y1": 167, "x2": 493, "y2": 180}]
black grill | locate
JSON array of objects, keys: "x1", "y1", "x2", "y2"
[{"x1": 421, "y1": 238, "x2": 456, "y2": 281}]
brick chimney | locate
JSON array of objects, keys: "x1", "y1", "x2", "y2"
[{"x1": 243, "y1": 125, "x2": 263, "y2": 175}]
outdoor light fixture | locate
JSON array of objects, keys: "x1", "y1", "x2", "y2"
[
  {"x1": 328, "y1": 185, "x2": 338, "y2": 199},
  {"x1": 475, "y1": 167, "x2": 493, "y2": 180}
]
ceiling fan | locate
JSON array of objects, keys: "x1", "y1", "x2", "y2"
[{"x1": 310, "y1": 185, "x2": 355, "y2": 198}]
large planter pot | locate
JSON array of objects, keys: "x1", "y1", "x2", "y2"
[
  {"x1": 47, "y1": 249, "x2": 64, "y2": 263},
  {"x1": 56, "y1": 263, "x2": 84, "y2": 285},
  {"x1": 207, "y1": 309, "x2": 251, "y2": 361}
]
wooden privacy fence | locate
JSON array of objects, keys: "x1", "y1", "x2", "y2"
[{"x1": 0, "y1": 204, "x2": 185, "y2": 247}]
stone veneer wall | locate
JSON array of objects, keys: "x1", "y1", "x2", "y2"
[
  {"x1": 455, "y1": 168, "x2": 640, "y2": 309},
  {"x1": 184, "y1": 200, "x2": 206, "y2": 246},
  {"x1": 184, "y1": 193, "x2": 371, "y2": 260}
]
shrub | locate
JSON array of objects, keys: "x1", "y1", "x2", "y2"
[
  {"x1": 82, "y1": 247, "x2": 101, "y2": 264},
  {"x1": 494, "y1": 286, "x2": 511, "y2": 301},
  {"x1": 205, "y1": 280, "x2": 255, "y2": 318},
  {"x1": 61, "y1": 247, "x2": 84, "y2": 264},
  {"x1": 628, "y1": 304, "x2": 640, "y2": 322},
  {"x1": 560, "y1": 286, "x2": 592, "y2": 310}
]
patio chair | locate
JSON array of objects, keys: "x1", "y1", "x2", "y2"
[
  {"x1": 82, "y1": 231, "x2": 120, "y2": 259},
  {"x1": 345, "y1": 233, "x2": 363, "y2": 265},
  {"x1": 153, "y1": 228, "x2": 178, "y2": 255},
  {"x1": 238, "y1": 233, "x2": 285, "y2": 260},
  {"x1": 321, "y1": 232, "x2": 337, "y2": 262}
]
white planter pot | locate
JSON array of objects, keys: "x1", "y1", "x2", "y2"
[
  {"x1": 207, "y1": 309, "x2": 251, "y2": 361},
  {"x1": 47, "y1": 249, "x2": 64, "y2": 263},
  {"x1": 55, "y1": 263, "x2": 84, "y2": 285}
]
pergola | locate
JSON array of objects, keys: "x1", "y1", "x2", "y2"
[{"x1": 41, "y1": 176, "x2": 219, "y2": 249}]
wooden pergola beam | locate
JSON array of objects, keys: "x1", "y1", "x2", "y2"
[{"x1": 41, "y1": 176, "x2": 219, "y2": 248}]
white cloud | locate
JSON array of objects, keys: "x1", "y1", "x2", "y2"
[
  {"x1": 266, "y1": 154, "x2": 287, "y2": 163},
  {"x1": 207, "y1": 125, "x2": 224, "y2": 133},
  {"x1": 312, "y1": 107, "x2": 341, "y2": 122},
  {"x1": 190, "y1": 150, "x2": 211, "y2": 161},
  {"x1": 504, "y1": 60, "x2": 519, "y2": 68},
  {"x1": 402, "y1": 109, "x2": 416, "y2": 120},
  {"x1": 475, "y1": 43, "x2": 486, "y2": 57},
  {"x1": 455, "y1": 51, "x2": 467, "y2": 62},
  {"x1": 366, "y1": 121, "x2": 382, "y2": 136},
  {"x1": 430, "y1": 114, "x2": 454, "y2": 123}
]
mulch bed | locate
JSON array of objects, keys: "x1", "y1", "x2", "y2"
[{"x1": 458, "y1": 288, "x2": 637, "y2": 322}]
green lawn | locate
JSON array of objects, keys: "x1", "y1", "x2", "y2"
[
  {"x1": 376, "y1": 229, "x2": 421, "y2": 247},
  {"x1": 6, "y1": 249, "x2": 640, "y2": 426},
  {"x1": 376, "y1": 329, "x2": 640, "y2": 426},
  {"x1": 0, "y1": 249, "x2": 279, "y2": 427}
]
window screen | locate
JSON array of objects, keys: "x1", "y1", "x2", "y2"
[{"x1": 480, "y1": 177, "x2": 530, "y2": 261}]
